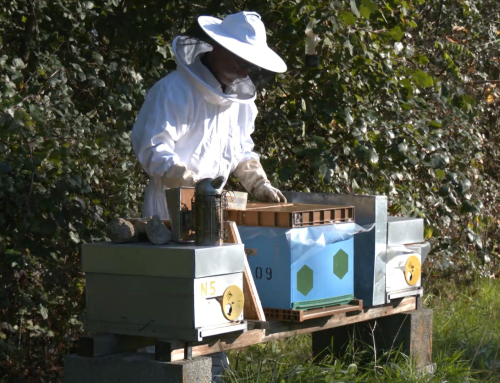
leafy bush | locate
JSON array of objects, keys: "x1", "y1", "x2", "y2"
[{"x1": 0, "y1": 0, "x2": 499, "y2": 380}]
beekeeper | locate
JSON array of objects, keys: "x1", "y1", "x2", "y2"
[{"x1": 131, "y1": 11, "x2": 287, "y2": 219}]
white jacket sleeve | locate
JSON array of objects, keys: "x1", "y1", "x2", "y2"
[
  {"x1": 232, "y1": 103, "x2": 286, "y2": 203},
  {"x1": 131, "y1": 75, "x2": 193, "y2": 183},
  {"x1": 239, "y1": 102, "x2": 260, "y2": 163}
]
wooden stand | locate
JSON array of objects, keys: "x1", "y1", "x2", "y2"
[
  {"x1": 167, "y1": 296, "x2": 417, "y2": 361},
  {"x1": 66, "y1": 297, "x2": 426, "y2": 382}
]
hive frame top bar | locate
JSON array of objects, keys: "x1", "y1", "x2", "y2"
[{"x1": 227, "y1": 202, "x2": 355, "y2": 228}]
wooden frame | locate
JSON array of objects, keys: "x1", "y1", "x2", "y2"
[
  {"x1": 227, "y1": 203, "x2": 355, "y2": 228},
  {"x1": 263, "y1": 299, "x2": 363, "y2": 322}
]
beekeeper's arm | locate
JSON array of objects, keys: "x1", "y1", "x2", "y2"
[
  {"x1": 131, "y1": 79, "x2": 197, "y2": 188},
  {"x1": 232, "y1": 117, "x2": 286, "y2": 203}
]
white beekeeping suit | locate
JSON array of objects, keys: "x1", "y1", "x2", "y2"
[{"x1": 131, "y1": 11, "x2": 287, "y2": 219}]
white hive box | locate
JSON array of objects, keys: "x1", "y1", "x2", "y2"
[
  {"x1": 385, "y1": 217, "x2": 429, "y2": 301},
  {"x1": 82, "y1": 242, "x2": 247, "y2": 341}
]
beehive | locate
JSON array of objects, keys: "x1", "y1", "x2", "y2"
[{"x1": 238, "y1": 224, "x2": 355, "y2": 310}]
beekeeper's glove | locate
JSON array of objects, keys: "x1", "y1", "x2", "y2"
[
  {"x1": 163, "y1": 164, "x2": 198, "y2": 188},
  {"x1": 233, "y1": 159, "x2": 287, "y2": 203},
  {"x1": 254, "y1": 182, "x2": 287, "y2": 203}
]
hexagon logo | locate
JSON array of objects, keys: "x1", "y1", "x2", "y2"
[
  {"x1": 333, "y1": 249, "x2": 349, "y2": 279},
  {"x1": 297, "y1": 265, "x2": 313, "y2": 296}
]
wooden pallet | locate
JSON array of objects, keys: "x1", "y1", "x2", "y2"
[
  {"x1": 263, "y1": 300, "x2": 363, "y2": 322},
  {"x1": 227, "y1": 202, "x2": 355, "y2": 228}
]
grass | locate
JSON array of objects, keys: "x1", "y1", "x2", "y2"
[
  {"x1": 222, "y1": 278, "x2": 500, "y2": 382},
  {"x1": 429, "y1": 277, "x2": 500, "y2": 381}
]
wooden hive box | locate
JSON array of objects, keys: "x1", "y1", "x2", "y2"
[{"x1": 227, "y1": 202, "x2": 355, "y2": 228}]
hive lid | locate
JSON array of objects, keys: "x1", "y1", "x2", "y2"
[
  {"x1": 81, "y1": 242, "x2": 245, "y2": 278},
  {"x1": 387, "y1": 216, "x2": 424, "y2": 245}
]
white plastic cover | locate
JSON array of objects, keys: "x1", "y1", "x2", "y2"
[{"x1": 239, "y1": 223, "x2": 373, "y2": 265}]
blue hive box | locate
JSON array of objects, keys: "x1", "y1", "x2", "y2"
[{"x1": 238, "y1": 224, "x2": 355, "y2": 310}]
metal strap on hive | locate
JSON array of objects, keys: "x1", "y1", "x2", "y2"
[{"x1": 227, "y1": 202, "x2": 355, "y2": 228}]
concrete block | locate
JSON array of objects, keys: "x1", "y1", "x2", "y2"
[
  {"x1": 312, "y1": 308, "x2": 433, "y2": 369},
  {"x1": 64, "y1": 353, "x2": 212, "y2": 383}
]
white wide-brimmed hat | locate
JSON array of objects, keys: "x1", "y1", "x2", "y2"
[{"x1": 198, "y1": 11, "x2": 287, "y2": 73}]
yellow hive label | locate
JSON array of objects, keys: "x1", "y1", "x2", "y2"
[
  {"x1": 221, "y1": 285, "x2": 244, "y2": 321},
  {"x1": 404, "y1": 255, "x2": 421, "y2": 286}
]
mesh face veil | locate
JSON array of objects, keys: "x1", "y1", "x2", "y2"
[{"x1": 181, "y1": 21, "x2": 275, "y2": 93}]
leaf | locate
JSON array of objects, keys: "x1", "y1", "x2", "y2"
[
  {"x1": 339, "y1": 11, "x2": 357, "y2": 26},
  {"x1": 413, "y1": 70, "x2": 433, "y2": 88},
  {"x1": 39, "y1": 304, "x2": 48, "y2": 320},
  {"x1": 415, "y1": 55, "x2": 429, "y2": 65},
  {"x1": 360, "y1": 0, "x2": 378, "y2": 19},
  {"x1": 400, "y1": 78, "x2": 412, "y2": 88},
  {"x1": 435, "y1": 169, "x2": 445, "y2": 180},
  {"x1": 424, "y1": 226, "x2": 433, "y2": 239},
  {"x1": 343, "y1": 38, "x2": 354, "y2": 55},
  {"x1": 69, "y1": 231, "x2": 80, "y2": 243},
  {"x1": 350, "y1": 0, "x2": 360, "y2": 18},
  {"x1": 438, "y1": 185, "x2": 450, "y2": 196},
  {"x1": 92, "y1": 78, "x2": 105, "y2": 88},
  {"x1": 368, "y1": 147, "x2": 379, "y2": 164},
  {"x1": 319, "y1": 163, "x2": 328, "y2": 178},
  {"x1": 461, "y1": 200, "x2": 479, "y2": 214},
  {"x1": 92, "y1": 51, "x2": 104, "y2": 65},
  {"x1": 389, "y1": 26, "x2": 404, "y2": 41},
  {"x1": 12, "y1": 58, "x2": 25, "y2": 70},
  {"x1": 352, "y1": 178, "x2": 360, "y2": 191},
  {"x1": 0, "y1": 55, "x2": 7, "y2": 68}
]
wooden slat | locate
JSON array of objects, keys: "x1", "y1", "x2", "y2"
[
  {"x1": 224, "y1": 221, "x2": 265, "y2": 322},
  {"x1": 168, "y1": 296, "x2": 417, "y2": 361},
  {"x1": 227, "y1": 203, "x2": 355, "y2": 228},
  {"x1": 263, "y1": 300, "x2": 363, "y2": 322}
]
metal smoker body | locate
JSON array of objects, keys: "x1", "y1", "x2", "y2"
[{"x1": 192, "y1": 177, "x2": 227, "y2": 246}]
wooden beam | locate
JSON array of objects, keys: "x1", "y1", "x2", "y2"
[
  {"x1": 168, "y1": 296, "x2": 417, "y2": 361},
  {"x1": 225, "y1": 221, "x2": 266, "y2": 321},
  {"x1": 264, "y1": 300, "x2": 363, "y2": 322}
]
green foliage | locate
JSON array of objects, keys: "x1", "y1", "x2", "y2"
[{"x1": 0, "y1": 0, "x2": 499, "y2": 380}]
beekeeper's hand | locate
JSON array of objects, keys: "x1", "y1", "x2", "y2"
[
  {"x1": 233, "y1": 159, "x2": 287, "y2": 202},
  {"x1": 163, "y1": 164, "x2": 198, "y2": 188},
  {"x1": 253, "y1": 182, "x2": 287, "y2": 203}
]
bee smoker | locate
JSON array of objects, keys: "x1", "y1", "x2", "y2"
[{"x1": 192, "y1": 176, "x2": 227, "y2": 246}]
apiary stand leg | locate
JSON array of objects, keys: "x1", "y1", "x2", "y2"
[
  {"x1": 311, "y1": 307, "x2": 434, "y2": 371},
  {"x1": 63, "y1": 353, "x2": 212, "y2": 383}
]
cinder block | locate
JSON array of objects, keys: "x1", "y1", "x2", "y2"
[{"x1": 64, "y1": 353, "x2": 212, "y2": 383}]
